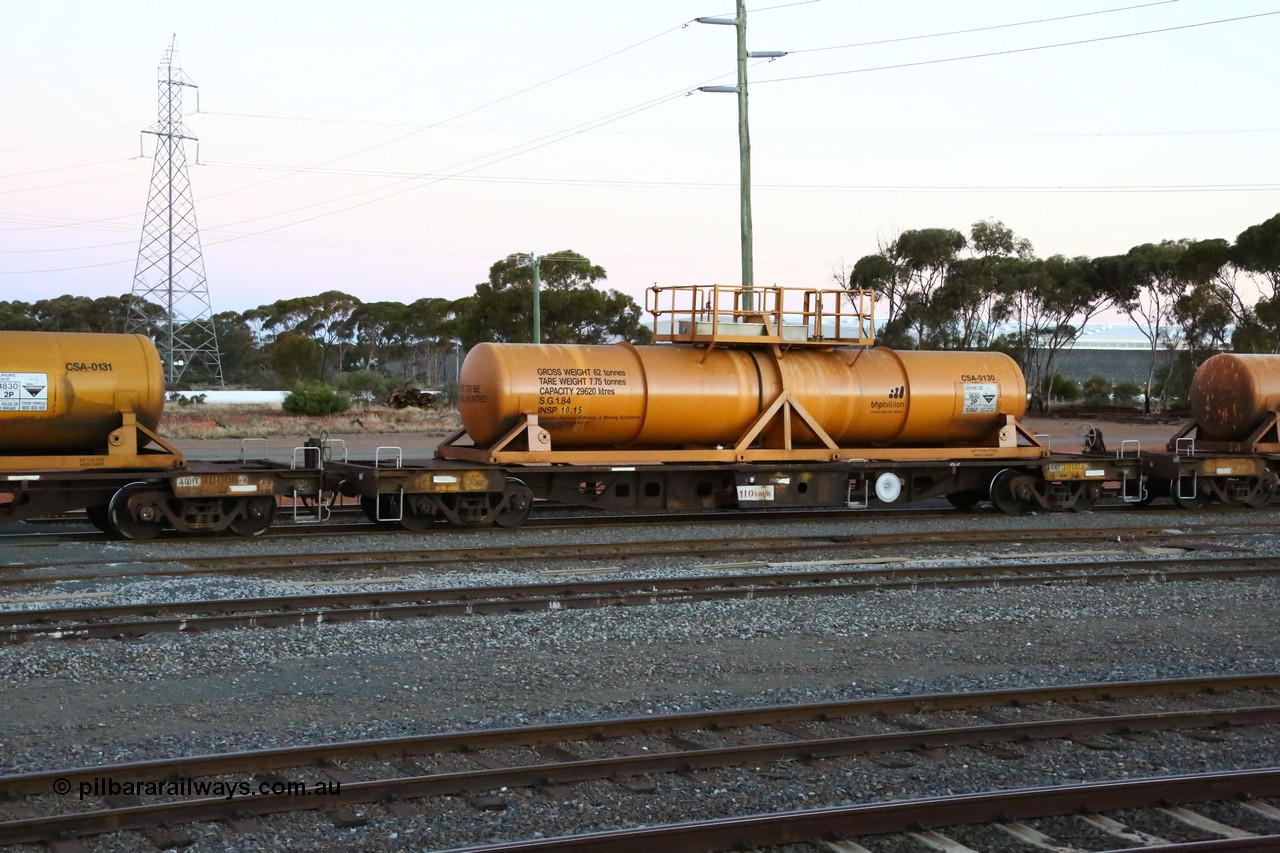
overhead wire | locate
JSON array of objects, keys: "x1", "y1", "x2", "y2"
[
  {"x1": 3, "y1": 2, "x2": 1272, "y2": 273},
  {"x1": 786, "y1": 0, "x2": 1183, "y2": 53},
  {"x1": 185, "y1": 19, "x2": 693, "y2": 206},
  {"x1": 756, "y1": 10, "x2": 1280, "y2": 84},
  {"x1": 0, "y1": 15, "x2": 704, "y2": 272}
]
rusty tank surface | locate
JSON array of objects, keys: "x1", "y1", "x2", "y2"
[
  {"x1": 459, "y1": 342, "x2": 1026, "y2": 449},
  {"x1": 1189, "y1": 352, "x2": 1280, "y2": 442},
  {"x1": 0, "y1": 331, "x2": 166, "y2": 453}
]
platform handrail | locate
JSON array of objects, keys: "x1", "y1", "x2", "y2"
[
  {"x1": 291, "y1": 445, "x2": 321, "y2": 470},
  {"x1": 375, "y1": 446, "x2": 404, "y2": 469},
  {"x1": 240, "y1": 438, "x2": 268, "y2": 463},
  {"x1": 648, "y1": 283, "x2": 875, "y2": 347}
]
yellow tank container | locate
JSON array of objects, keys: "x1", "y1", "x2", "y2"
[
  {"x1": 460, "y1": 342, "x2": 1025, "y2": 448},
  {"x1": 1190, "y1": 352, "x2": 1280, "y2": 441},
  {"x1": 0, "y1": 331, "x2": 165, "y2": 453}
]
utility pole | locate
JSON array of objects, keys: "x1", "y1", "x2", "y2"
[
  {"x1": 530, "y1": 252, "x2": 542, "y2": 344},
  {"x1": 126, "y1": 36, "x2": 223, "y2": 387},
  {"x1": 697, "y1": 1, "x2": 785, "y2": 313}
]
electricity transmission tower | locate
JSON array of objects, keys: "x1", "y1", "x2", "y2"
[{"x1": 127, "y1": 37, "x2": 223, "y2": 387}]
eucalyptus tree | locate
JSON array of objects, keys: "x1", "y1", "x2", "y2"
[
  {"x1": 348, "y1": 301, "x2": 414, "y2": 374},
  {"x1": 1232, "y1": 213, "x2": 1280, "y2": 352},
  {"x1": 994, "y1": 255, "x2": 1120, "y2": 413},
  {"x1": 1235, "y1": 213, "x2": 1280, "y2": 300},
  {"x1": 453, "y1": 251, "x2": 651, "y2": 349},
  {"x1": 209, "y1": 310, "x2": 266, "y2": 385},
  {"x1": 848, "y1": 227, "x2": 966, "y2": 348},
  {"x1": 1172, "y1": 238, "x2": 1235, "y2": 361},
  {"x1": 934, "y1": 220, "x2": 1032, "y2": 349},
  {"x1": 243, "y1": 290, "x2": 362, "y2": 378},
  {"x1": 0, "y1": 300, "x2": 37, "y2": 330},
  {"x1": 1115, "y1": 241, "x2": 1189, "y2": 411}
]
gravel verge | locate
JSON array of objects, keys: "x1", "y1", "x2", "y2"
[{"x1": 0, "y1": 507, "x2": 1277, "y2": 851}]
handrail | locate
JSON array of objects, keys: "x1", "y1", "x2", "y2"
[{"x1": 647, "y1": 284, "x2": 875, "y2": 348}]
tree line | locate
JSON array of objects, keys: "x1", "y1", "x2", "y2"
[
  {"x1": 0, "y1": 251, "x2": 651, "y2": 392},
  {"x1": 5, "y1": 213, "x2": 1278, "y2": 412},
  {"x1": 845, "y1": 212, "x2": 1280, "y2": 412}
]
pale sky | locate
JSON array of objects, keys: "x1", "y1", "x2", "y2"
[{"x1": 1, "y1": 0, "x2": 1277, "y2": 315}]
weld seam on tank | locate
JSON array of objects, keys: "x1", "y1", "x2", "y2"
[
  {"x1": 876, "y1": 346, "x2": 911, "y2": 445},
  {"x1": 747, "y1": 351, "x2": 765, "y2": 415},
  {"x1": 618, "y1": 342, "x2": 651, "y2": 446}
]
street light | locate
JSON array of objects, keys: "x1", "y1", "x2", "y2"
[{"x1": 697, "y1": 0, "x2": 786, "y2": 312}]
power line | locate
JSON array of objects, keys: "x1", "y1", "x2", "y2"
[
  {"x1": 190, "y1": 162, "x2": 1280, "y2": 193},
  {"x1": 0, "y1": 123, "x2": 140, "y2": 155},
  {"x1": 0, "y1": 87, "x2": 696, "y2": 273},
  {"x1": 184, "y1": 19, "x2": 692, "y2": 208},
  {"x1": 0, "y1": 15, "x2": 697, "y2": 241},
  {"x1": 0, "y1": 157, "x2": 140, "y2": 181},
  {"x1": 757, "y1": 11, "x2": 1280, "y2": 84},
  {"x1": 0, "y1": 169, "x2": 142, "y2": 197},
  {"x1": 788, "y1": 0, "x2": 1182, "y2": 53}
]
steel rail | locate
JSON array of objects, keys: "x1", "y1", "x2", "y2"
[
  {"x1": 0, "y1": 692, "x2": 1276, "y2": 846},
  {"x1": 2, "y1": 673, "x2": 1273, "y2": 797},
  {"x1": 0, "y1": 520, "x2": 1269, "y2": 583},
  {"x1": 0, "y1": 512, "x2": 1269, "y2": 571},
  {"x1": 439, "y1": 768, "x2": 1280, "y2": 852},
  {"x1": 3, "y1": 554, "x2": 1278, "y2": 644}
]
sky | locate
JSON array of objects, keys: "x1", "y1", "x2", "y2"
[{"x1": 1, "y1": 0, "x2": 1277, "y2": 317}]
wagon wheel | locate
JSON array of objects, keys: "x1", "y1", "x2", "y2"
[
  {"x1": 107, "y1": 482, "x2": 166, "y2": 541},
  {"x1": 228, "y1": 497, "x2": 277, "y2": 537},
  {"x1": 399, "y1": 495, "x2": 441, "y2": 531},
  {"x1": 495, "y1": 479, "x2": 533, "y2": 529},
  {"x1": 1243, "y1": 478, "x2": 1276, "y2": 508},
  {"x1": 1068, "y1": 483, "x2": 1101, "y2": 513},
  {"x1": 989, "y1": 469, "x2": 1034, "y2": 516}
]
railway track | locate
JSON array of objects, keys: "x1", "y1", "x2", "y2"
[
  {"x1": 460, "y1": 770, "x2": 1280, "y2": 852},
  {"x1": 2, "y1": 552, "x2": 1278, "y2": 644},
  {"x1": 0, "y1": 517, "x2": 1269, "y2": 587},
  {"x1": 0, "y1": 674, "x2": 1275, "y2": 849}
]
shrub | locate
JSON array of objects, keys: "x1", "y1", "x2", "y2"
[
  {"x1": 333, "y1": 370, "x2": 391, "y2": 408},
  {"x1": 1113, "y1": 381, "x2": 1142, "y2": 403},
  {"x1": 1047, "y1": 374, "x2": 1081, "y2": 402},
  {"x1": 1082, "y1": 375, "x2": 1112, "y2": 406},
  {"x1": 282, "y1": 381, "x2": 351, "y2": 416}
]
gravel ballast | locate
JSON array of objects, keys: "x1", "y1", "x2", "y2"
[{"x1": 0, "y1": 507, "x2": 1277, "y2": 852}]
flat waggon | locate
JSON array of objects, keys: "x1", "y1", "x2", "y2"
[{"x1": 2, "y1": 286, "x2": 1276, "y2": 539}]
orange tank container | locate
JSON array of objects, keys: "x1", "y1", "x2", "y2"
[
  {"x1": 1190, "y1": 352, "x2": 1280, "y2": 441},
  {"x1": 0, "y1": 331, "x2": 166, "y2": 453},
  {"x1": 460, "y1": 342, "x2": 1026, "y2": 449}
]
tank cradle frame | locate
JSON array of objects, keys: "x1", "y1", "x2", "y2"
[
  {"x1": 0, "y1": 409, "x2": 185, "y2": 474},
  {"x1": 436, "y1": 409, "x2": 1047, "y2": 466}
]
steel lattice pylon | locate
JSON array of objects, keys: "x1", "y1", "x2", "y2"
[{"x1": 126, "y1": 38, "x2": 223, "y2": 387}]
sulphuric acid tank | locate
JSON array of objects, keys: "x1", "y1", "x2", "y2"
[
  {"x1": 459, "y1": 342, "x2": 1025, "y2": 448},
  {"x1": 1189, "y1": 352, "x2": 1280, "y2": 441},
  {"x1": 0, "y1": 331, "x2": 166, "y2": 453}
]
